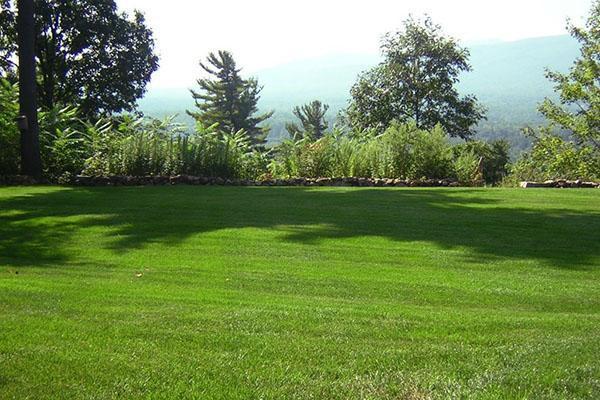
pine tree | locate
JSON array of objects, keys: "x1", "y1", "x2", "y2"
[
  {"x1": 188, "y1": 51, "x2": 273, "y2": 148},
  {"x1": 286, "y1": 100, "x2": 329, "y2": 141}
]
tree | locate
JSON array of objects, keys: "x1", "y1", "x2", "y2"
[
  {"x1": 539, "y1": 0, "x2": 600, "y2": 151},
  {"x1": 347, "y1": 16, "x2": 485, "y2": 139},
  {"x1": 0, "y1": 0, "x2": 158, "y2": 116},
  {"x1": 0, "y1": 0, "x2": 16, "y2": 77},
  {"x1": 16, "y1": 0, "x2": 41, "y2": 178},
  {"x1": 188, "y1": 51, "x2": 273, "y2": 148},
  {"x1": 286, "y1": 100, "x2": 329, "y2": 140}
]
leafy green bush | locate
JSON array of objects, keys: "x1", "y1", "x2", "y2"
[
  {"x1": 508, "y1": 131, "x2": 600, "y2": 183},
  {"x1": 270, "y1": 135, "x2": 336, "y2": 178},
  {"x1": 328, "y1": 132, "x2": 359, "y2": 177},
  {"x1": 452, "y1": 140, "x2": 510, "y2": 185},
  {"x1": 83, "y1": 116, "x2": 267, "y2": 179},
  {"x1": 409, "y1": 124, "x2": 454, "y2": 179},
  {"x1": 378, "y1": 124, "x2": 413, "y2": 178},
  {"x1": 0, "y1": 79, "x2": 20, "y2": 174},
  {"x1": 115, "y1": 116, "x2": 186, "y2": 176},
  {"x1": 81, "y1": 118, "x2": 124, "y2": 176},
  {"x1": 1, "y1": 83, "x2": 97, "y2": 179},
  {"x1": 453, "y1": 150, "x2": 480, "y2": 185},
  {"x1": 39, "y1": 106, "x2": 90, "y2": 180},
  {"x1": 270, "y1": 122, "x2": 470, "y2": 180},
  {"x1": 175, "y1": 127, "x2": 259, "y2": 179},
  {"x1": 1, "y1": 81, "x2": 511, "y2": 183},
  {"x1": 297, "y1": 137, "x2": 334, "y2": 178}
]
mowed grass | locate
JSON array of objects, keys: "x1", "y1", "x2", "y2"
[{"x1": 0, "y1": 186, "x2": 599, "y2": 399}]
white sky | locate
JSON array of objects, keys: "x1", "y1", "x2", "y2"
[{"x1": 116, "y1": 0, "x2": 593, "y2": 89}]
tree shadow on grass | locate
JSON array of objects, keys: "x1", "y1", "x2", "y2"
[{"x1": 0, "y1": 186, "x2": 599, "y2": 269}]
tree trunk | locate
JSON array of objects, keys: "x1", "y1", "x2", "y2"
[{"x1": 17, "y1": 0, "x2": 42, "y2": 178}]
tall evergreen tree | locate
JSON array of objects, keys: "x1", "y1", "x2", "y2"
[
  {"x1": 286, "y1": 100, "x2": 329, "y2": 140},
  {"x1": 188, "y1": 51, "x2": 273, "y2": 148}
]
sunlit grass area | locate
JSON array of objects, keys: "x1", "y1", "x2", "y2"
[{"x1": 1, "y1": 186, "x2": 599, "y2": 399}]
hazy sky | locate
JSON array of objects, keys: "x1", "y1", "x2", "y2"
[{"x1": 116, "y1": 0, "x2": 592, "y2": 89}]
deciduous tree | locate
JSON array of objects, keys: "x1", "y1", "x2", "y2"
[
  {"x1": 0, "y1": 0, "x2": 16, "y2": 76},
  {"x1": 347, "y1": 16, "x2": 485, "y2": 139},
  {"x1": 1, "y1": 0, "x2": 158, "y2": 116},
  {"x1": 539, "y1": 0, "x2": 600, "y2": 150},
  {"x1": 16, "y1": 0, "x2": 41, "y2": 177}
]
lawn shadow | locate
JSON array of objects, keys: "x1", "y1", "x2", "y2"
[{"x1": 1, "y1": 186, "x2": 599, "y2": 269}]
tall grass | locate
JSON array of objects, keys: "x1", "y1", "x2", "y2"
[
  {"x1": 0, "y1": 94, "x2": 509, "y2": 184},
  {"x1": 33, "y1": 106, "x2": 269, "y2": 180},
  {"x1": 269, "y1": 122, "x2": 486, "y2": 183},
  {"x1": 0, "y1": 79, "x2": 20, "y2": 174},
  {"x1": 83, "y1": 117, "x2": 267, "y2": 179}
]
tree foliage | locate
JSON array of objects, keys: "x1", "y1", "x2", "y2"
[
  {"x1": 270, "y1": 123, "x2": 509, "y2": 183},
  {"x1": 539, "y1": 0, "x2": 600, "y2": 150},
  {"x1": 453, "y1": 139, "x2": 510, "y2": 185},
  {"x1": 510, "y1": 127, "x2": 600, "y2": 182},
  {"x1": 0, "y1": 77, "x2": 19, "y2": 173},
  {"x1": 188, "y1": 51, "x2": 273, "y2": 148},
  {"x1": 0, "y1": 0, "x2": 158, "y2": 116},
  {"x1": 0, "y1": 0, "x2": 16, "y2": 77},
  {"x1": 509, "y1": 0, "x2": 600, "y2": 184},
  {"x1": 347, "y1": 16, "x2": 485, "y2": 139},
  {"x1": 286, "y1": 100, "x2": 329, "y2": 141}
]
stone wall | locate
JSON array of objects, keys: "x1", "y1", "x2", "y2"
[
  {"x1": 1, "y1": 175, "x2": 464, "y2": 188},
  {"x1": 2, "y1": 175, "x2": 598, "y2": 188},
  {"x1": 69, "y1": 176, "x2": 464, "y2": 188},
  {"x1": 520, "y1": 180, "x2": 600, "y2": 189}
]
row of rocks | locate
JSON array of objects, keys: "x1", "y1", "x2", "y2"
[
  {"x1": 520, "y1": 180, "x2": 600, "y2": 189},
  {"x1": 3, "y1": 175, "x2": 598, "y2": 188},
  {"x1": 68, "y1": 175, "x2": 464, "y2": 188},
  {"x1": 0, "y1": 175, "x2": 44, "y2": 185}
]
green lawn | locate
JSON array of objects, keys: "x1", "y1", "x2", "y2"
[{"x1": 1, "y1": 186, "x2": 599, "y2": 399}]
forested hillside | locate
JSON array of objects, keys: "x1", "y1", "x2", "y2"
[{"x1": 139, "y1": 35, "x2": 579, "y2": 154}]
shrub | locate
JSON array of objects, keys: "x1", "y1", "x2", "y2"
[
  {"x1": 453, "y1": 140, "x2": 510, "y2": 185},
  {"x1": 409, "y1": 124, "x2": 454, "y2": 179},
  {"x1": 297, "y1": 137, "x2": 334, "y2": 178},
  {"x1": 453, "y1": 150, "x2": 480, "y2": 185},
  {"x1": 1, "y1": 87, "x2": 513, "y2": 184},
  {"x1": 508, "y1": 132, "x2": 600, "y2": 183},
  {"x1": 0, "y1": 86, "x2": 99, "y2": 179},
  {"x1": 269, "y1": 135, "x2": 335, "y2": 178},
  {"x1": 268, "y1": 138, "x2": 302, "y2": 178},
  {"x1": 39, "y1": 106, "x2": 90, "y2": 180},
  {"x1": 82, "y1": 116, "x2": 268, "y2": 179},
  {"x1": 0, "y1": 79, "x2": 20, "y2": 174},
  {"x1": 81, "y1": 118, "x2": 125, "y2": 176},
  {"x1": 270, "y1": 122, "x2": 467, "y2": 180},
  {"x1": 329, "y1": 132, "x2": 359, "y2": 177},
  {"x1": 116, "y1": 115, "x2": 186, "y2": 176},
  {"x1": 176, "y1": 128, "x2": 255, "y2": 179}
]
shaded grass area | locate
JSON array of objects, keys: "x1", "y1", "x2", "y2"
[{"x1": 0, "y1": 186, "x2": 599, "y2": 399}]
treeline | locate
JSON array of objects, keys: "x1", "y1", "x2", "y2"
[
  {"x1": 0, "y1": 0, "x2": 599, "y2": 184},
  {"x1": 0, "y1": 94, "x2": 510, "y2": 185}
]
